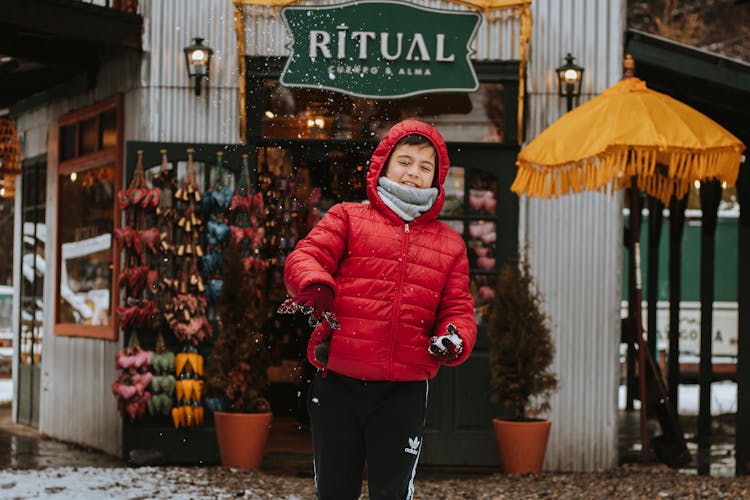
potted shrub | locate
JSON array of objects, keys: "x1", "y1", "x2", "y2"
[
  {"x1": 205, "y1": 241, "x2": 272, "y2": 469},
  {"x1": 486, "y1": 249, "x2": 559, "y2": 474}
]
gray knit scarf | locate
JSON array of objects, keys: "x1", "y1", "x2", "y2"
[{"x1": 376, "y1": 176, "x2": 439, "y2": 222}]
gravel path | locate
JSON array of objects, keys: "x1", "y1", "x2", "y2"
[{"x1": 2, "y1": 464, "x2": 750, "y2": 499}]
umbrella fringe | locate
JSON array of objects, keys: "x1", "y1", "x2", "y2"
[
  {"x1": 513, "y1": 145, "x2": 743, "y2": 201},
  {"x1": 512, "y1": 152, "x2": 625, "y2": 199}
]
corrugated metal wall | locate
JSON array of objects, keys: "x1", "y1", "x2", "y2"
[
  {"x1": 524, "y1": 0, "x2": 626, "y2": 471},
  {"x1": 136, "y1": 0, "x2": 240, "y2": 143},
  {"x1": 527, "y1": 0, "x2": 625, "y2": 96}
]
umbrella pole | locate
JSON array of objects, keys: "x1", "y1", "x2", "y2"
[{"x1": 630, "y1": 180, "x2": 651, "y2": 462}]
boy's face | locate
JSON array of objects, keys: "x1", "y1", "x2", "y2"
[{"x1": 383, "y1": 143, "x2": 436, "y2": 189}]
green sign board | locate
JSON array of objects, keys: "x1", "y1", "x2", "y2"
[{"x1": 280, "y1": 0, "x2": 481, "y2": 99}]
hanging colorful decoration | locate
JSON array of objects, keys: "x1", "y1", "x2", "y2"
[
  {"x1": 113, "y1": 146, "x2": 316, "y2": 429},
  {"x1": 115, "y1": 151, "x2": 162, "y2": 323},
  {"x1": 160, "y1": 148, "x2": 211, "y2": 427},
  {"x1": 112, "y1": 333, "x2": 153, "y2": 422},
  {"x1": 164, "y1": 149, "x2": 211, "y2": 343},
  {"x1": 153, "y1": 149, "x2": 179, "y2": 293},
  {"x1": 230, "y1": 153, "x2": 266, "y2": 275},
  {"x1": 165, "y1": 294, "x2": 212, "y2": 343},
  {"x1": 200, "y1": 151, "x2": 232, "y2": 305},
  {"x1": 171, "y1": 345, "x2": 205, "y2": 428},
  {"x1": 147, "y1": 332, "x2": 176, "y2": 417},
  {"x1": 112, "y1": 150, "x2": 164, "y2": 423}
]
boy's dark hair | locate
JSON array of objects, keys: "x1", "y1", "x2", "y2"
[{"x1": 395, "y1": 134, "x2": 434, "y2": 150}]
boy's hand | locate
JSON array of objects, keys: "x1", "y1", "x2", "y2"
[
  {"x1": 428, "y1": 324, "x2": 463, "y2": 362},
  {"x1": 277, "y1": 284, "x2": 339, "y2": 329}
]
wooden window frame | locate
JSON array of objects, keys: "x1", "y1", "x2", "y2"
[{"x1": 54, "y1": 94, "x2": 123, "y2": 340}]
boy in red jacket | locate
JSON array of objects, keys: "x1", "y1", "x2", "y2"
[{"x1": 280, "y1": 120, "x2": 476, "y2": 500}]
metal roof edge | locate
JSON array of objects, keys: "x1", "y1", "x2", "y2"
[{"x1": 625, "y1": 29, "x2": 750, "y2": 93}]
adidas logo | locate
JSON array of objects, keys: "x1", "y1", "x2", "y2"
[{"x1": 404, "y1": 436, "x2": 420, "y2": 456}]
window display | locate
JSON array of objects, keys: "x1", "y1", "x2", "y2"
[
  {"x1": 262, "y1": 79, "x2": 506, "y2": 143},
  {"x1": 57, "y1": 165, "x2": 115, "y2": 326},
  {"x1": 55, "y1": 95, "x2": 122, "y2": 339}
]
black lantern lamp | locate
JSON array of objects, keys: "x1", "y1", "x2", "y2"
[
  {"x1": 556, "y1": 53, "x2": 584, "y2": 111},
  {"x1": 184, "y1": 37, "x2": 213, "y2": 96}
]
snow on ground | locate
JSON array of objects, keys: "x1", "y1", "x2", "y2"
[
  {"x1": 0, "y1": 381, "x2": 741, "y2": 497},
  {"x1": 618, "y1": 382, "x2": 737, "y2": 415},
  {"x1": 0, "y1": 378, "x2": 10, "y2": 404},
  {"x1": 0, "y1": 466, "x2": 309, "y2": 499}
]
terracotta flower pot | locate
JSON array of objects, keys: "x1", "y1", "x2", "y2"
[
  {"x1": 492, "y1": 418, "x2": 551, "y2": 474},
  {"x1": 214, "y1": 411, "x2": 273, "y2": 469}
]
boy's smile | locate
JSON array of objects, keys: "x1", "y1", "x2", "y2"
[{"x1": 383, "y1": 143, "x2": 436, "y2": 189}]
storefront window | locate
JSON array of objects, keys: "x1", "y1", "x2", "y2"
[
  {"x1": 441, "y1": 167, "x2": 465, "y2": 216},
  {"x1": 60, "y1": 125, "x2": 76, "y2": 162},
  {"x1": 440, "y1": 165, "x2": 501, "y2": 321},
  {"x1": 79, "y1": 117, "x2": 98, "y2": 156},
  {"x1": 55, "y1": 95, "x2": 122, "y2": 340},
  {"x1": 262, "y1": 79, "x2": 505, "y2": 143},
  {"x1": 57, "y1": 165, "x2": 115, "y2": 326},
  {"x1": 468, "y1": 169, "x2": 497, "y2": 216}
]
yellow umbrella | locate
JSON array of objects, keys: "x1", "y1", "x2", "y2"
[
  {"x1": 511, "y1": 58, "x2": 745, "y2": 203},
  {"x1": 511, "y1": 56, "x2": 746, "y2": 466}
]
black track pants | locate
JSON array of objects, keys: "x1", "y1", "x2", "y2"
[{"x1": 308, "y1": 370, "x2": 429, "y2": 500}]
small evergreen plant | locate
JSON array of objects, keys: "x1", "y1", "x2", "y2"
[
  {"x1": 487, "y1": 250, "x2": 558, "y2": 420},
  {"x1": 206, "y1": 241, "x2": 271, "y2": 413}
]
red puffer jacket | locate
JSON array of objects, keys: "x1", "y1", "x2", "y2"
[{"x1": 283, "y1": 120, "x2": 476, "y2": 381}]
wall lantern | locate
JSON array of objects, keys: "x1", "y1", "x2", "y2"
[
  {"x1": 184, "y1": 37, "x2": 213, "y2": 96},
  {"x1": 556, "y1": 53, "x2": 584, "y2": 112}
]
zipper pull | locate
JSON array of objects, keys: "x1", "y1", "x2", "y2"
[{"x1": 404, "y1": 223, "x2": 410, "y2": 233}]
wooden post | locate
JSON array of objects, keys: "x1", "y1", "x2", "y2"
[
  {"x1": 698, "y1": 180, "x2": 721, "y2": 475},
  {"x1": 647, "y1": 196, "x2": 664, "y2": 359},
  {"x1": 630, "y1": 180, "x2": 650, "y2": 462},
  {"x1": 737, "y1": 162, "x2": 750, "y2": 476},
  {"x1": 626, "y1": 191, "x2": 644, "y2": 411},
  {"x1": 667, "y1": 195, "x2": 687, "y2": 413}
]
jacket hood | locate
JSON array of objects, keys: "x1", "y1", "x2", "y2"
[{"x1": 366, "y1": 120, "x2": 449, "y2": 225}]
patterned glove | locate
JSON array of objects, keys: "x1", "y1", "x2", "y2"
[
  {"x1": 277, "y1": 284, "x2": 340, "y2": 329},
  {"x1": 428, "y1": 323, "x2": 464, "y2": 363}
]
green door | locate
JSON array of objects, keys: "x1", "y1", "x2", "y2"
[{"x1": 421, "y1": 142, "x2": 519, "y2": 466}]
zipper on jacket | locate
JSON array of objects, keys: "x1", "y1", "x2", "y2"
[{"x1": 386, "y1": 222, "x2": 410, "y2": 379}]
